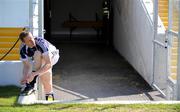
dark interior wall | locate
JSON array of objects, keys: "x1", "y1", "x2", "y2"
[{"x1": 51, "y1": 0, "x2": 103, "y2": 36}]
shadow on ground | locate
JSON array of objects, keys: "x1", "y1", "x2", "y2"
[{"x1": 52, "y1": 43, "x2": 163, "y2": 101}]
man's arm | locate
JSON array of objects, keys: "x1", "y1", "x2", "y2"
[
  {"x1": 21, "y1": 60, "x2": 31, "y2": 84},
  {"x1": 26, "y1": 54, "x2": 52, "y2": 83},
  {"x1": 33, "y1": 54, "x2": 52, "y2": 76}
]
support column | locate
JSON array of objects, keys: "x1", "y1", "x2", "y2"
[
  {"x1": 38, "y1": 0, "x2": 44, "y2": 38},
  {"x1": 176, "y1": 0, "x2": 180, "y2": 100}
]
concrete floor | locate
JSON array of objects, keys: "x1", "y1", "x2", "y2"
[{"x1": 52, "y1": 43, "x2": 165, "y2": 102}]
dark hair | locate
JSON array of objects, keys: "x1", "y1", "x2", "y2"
[{"x1": 19, "y1": 31, "x2": 30, "y2": 42}]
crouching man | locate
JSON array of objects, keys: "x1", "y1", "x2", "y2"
[{"x1": 19, "y1": 31, "x2": 59, "y2": 101}]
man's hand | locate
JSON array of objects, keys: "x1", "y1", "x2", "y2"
[
  {"x1": 26, "y1": 72, "x2": 37, "y2": 83},
  {"x1": 21, "y1": 60, "x2": 31, "y2": 84},
  {"x1": 20, "y1": 75, "x2": 28, "y2": 85}
]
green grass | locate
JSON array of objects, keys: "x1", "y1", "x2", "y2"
[{"x1": 0, "y1": 86, "x2": 180, "y2": 112}]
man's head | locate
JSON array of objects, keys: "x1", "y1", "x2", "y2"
[{"x1": 19, "y1": 31, "x2": 36, "y2": 48}]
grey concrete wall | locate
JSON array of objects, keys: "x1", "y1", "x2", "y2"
[
  {"x1": 51, "y1": 0, "x2": 103, "y2": 36},
  {"x1": 113, "y1": 0, "x2": 154, "y2": 85}
]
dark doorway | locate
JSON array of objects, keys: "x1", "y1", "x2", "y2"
[
  {"x1": 44, "y1": 0, "x2": 114, "y2": 44},
  {"x1": 44, "y1": 0, "x2": 51, "y2": 41}
]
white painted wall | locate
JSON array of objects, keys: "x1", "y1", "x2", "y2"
[
  {"x1": 0, "y1": 0, "x2": 29, "y2": 86},
  {"x1": 0, "y1": 61, "x2": 23, "y2": 86},
  {"x1": 0, "y1": 0, "x2": 29, "y2": 27},
  {"x1": 113, "y1": 0, "x2": 154, "y2": 85}
]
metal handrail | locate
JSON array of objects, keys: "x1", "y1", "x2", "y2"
[
  {"x1": 167, "y1": 30, "x2": 179, "y2": 37},
  {"x1": 140, "y1": 0, "x2": 154, "y2": 26}
]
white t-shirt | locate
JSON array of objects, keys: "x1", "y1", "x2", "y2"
[{"x1": 20, "y1": 37, "x2": 57, "y2": 61}]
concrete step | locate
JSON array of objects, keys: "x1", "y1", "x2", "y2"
[
  {"x1": 173, "y1": 37, "x2": 178, "y2": 42},
  {"x1": 159, "y1": 13, "x2": 168, "y2": 17},
  {"x1": 160, "y1": 17, "x2": 168, "y2": 22},
  {"x1": 172, "y1": 42, "x2": 178, "y2": 47},
  {"x1": 172, "y1": 21, "x2": 179, "y2": 25},
  {"x1": 171, "y1": 66, "x2": 177, "y2": 73},
  {"x1": 170, "y1": 73, "x2": 177, "y2": 80},
  {"x1": 171, "y1": 60, "x2": 177, "y2": 66},
  {"x1": 159, "y1": 5, "x2": 168, "y2": 9},
  {"x1": 158, "y1": 1, "x2": 168, "y2": 28},
  {"x1": 171, "y1": 47, "x2": 178, "y2": 54},
  {"x1": 162, "y1": 21, "x2": 168, "y2": 27},
  {"x1": 172, "y1": 17, "x2": 179, "y2": 21},
  {"x1": 159, "y1": 1, "x2": 168, "y2": 5},
  {"x1": 159, "y1": 8, "x2": 168, "y2": 13},
  {"x1": 171, "y1": 53, "x2": 178, "y2": 60},
  {"x1": 172, "y1": 27, "x2": 178, "y2": 32}
]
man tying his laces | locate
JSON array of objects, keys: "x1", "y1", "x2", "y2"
[{"x1": 19, "y1": 31, "x2": 59, "y2": 101}]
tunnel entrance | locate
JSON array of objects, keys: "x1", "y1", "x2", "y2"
[
  {"x1": 43, "y1": 0, "x2": 165, "y2": 101},
  {"x1": 44, "y1": 0, "x2": 113, "y2": 44}
]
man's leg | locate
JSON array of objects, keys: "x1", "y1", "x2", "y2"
[
  {"x1": 39, "y1": 70, "x2": 54, "y2": 101},
  {"x1": 30, "y1": 51, "x2": 43, "y2": 87},
  {"x1": 41, "y1": 50, "x2": 59, "y2": 100},
  {"x1": 34, "y1": 51, "x2": 54, "y2": 100}
]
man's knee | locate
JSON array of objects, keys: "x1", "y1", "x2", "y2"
[
  {"x1": 34, "y1": 51, "x2": 42, "y2": 57},
  {"x1": 33, "y1": 51, "x2": 43, "y2": 71},
  {"x1": 40, "y1": 71, "x2": 53, "y2": 92},
  {"x1": 39, "y1": 71, "x2": 52, "y2": 82}
]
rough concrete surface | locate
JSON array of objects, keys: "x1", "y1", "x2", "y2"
[{"x1": 52, "y1": 43, "x2": 165, "y2": 102}]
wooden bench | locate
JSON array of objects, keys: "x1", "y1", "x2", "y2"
[{"x1": 62, "y1": 13, "x2": 103, "y2": 40}]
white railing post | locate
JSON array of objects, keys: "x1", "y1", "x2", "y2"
[
  {"x1": 176, "y1": 0, "x2": 180, "y2": 100},
  {"x1": 29, "y1": 0, "x2": 44, "y2": 101},
  {"x1": 37, "y1": 0, "x2": 44, "y2": 100},
  {"x1": 152, "y1": 0, "x2": 158, "y2": 85},
  {"x1": 152, "y1": 0, "x2": 158, "y2": 82},
  {"x1": 29, "y1": 0, "x2": 33, "y2": 33},
  {"x1": 37, "y1": 77, "x2": 44, "y2": 100},
  {"x1": 38, "y1": 0, "x2": 44, "y2": 38}
]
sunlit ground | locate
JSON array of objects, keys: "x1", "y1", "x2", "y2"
[{"x1": 0, "y1": 86, "x2": 180, "y2": 112}]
